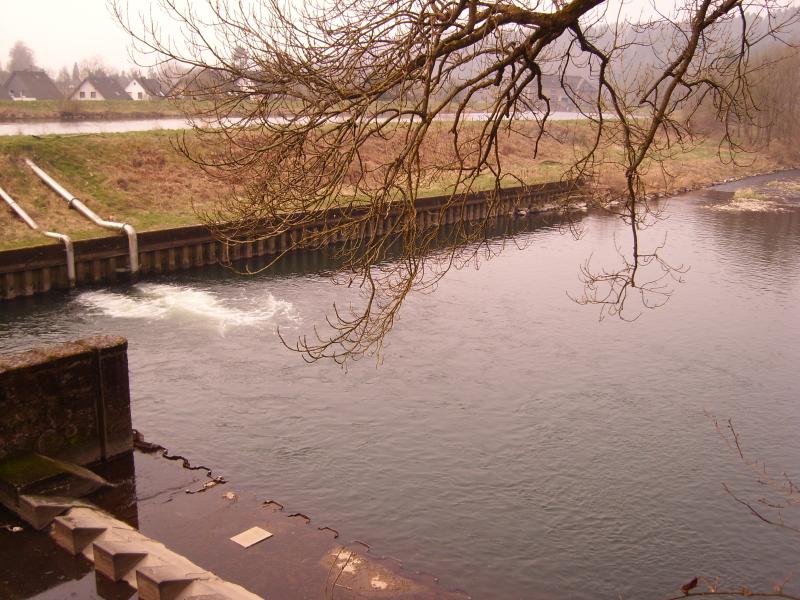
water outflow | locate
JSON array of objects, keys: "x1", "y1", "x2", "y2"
[{"x1": 76, "y1": 283, "x2": 300, "y2": 334}]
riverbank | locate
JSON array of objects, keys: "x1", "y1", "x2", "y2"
[
  {"x1": 0, "y1": 130, "x2": 227, "y2": 250},
  {"x1": 0, "y1": 182, "x2": 574, "y2": 299},
  {"x1": 0, "y1": 99, "x2": 189, "y2": 122},
  {"x1": 1, "y1": 125, "x2": 798, "y2": 251}
]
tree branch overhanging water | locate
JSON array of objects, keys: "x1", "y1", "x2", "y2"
[{"x1": 112, "y1": 0, "x2": 800, "y2": 363}]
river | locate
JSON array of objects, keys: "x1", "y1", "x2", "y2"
[
  {"x1": 1, "y1": 172, "x2": 799, "y2": 599},
  {"x1": 0, "y1": 111, "x2": 591, "y2": 136}
]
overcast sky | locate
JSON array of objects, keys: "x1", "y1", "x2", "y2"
[
  {"x1": 0, "y1": 0, "x2": 146, "y2": 73},
  {"x1": 1, "y1": 0, "x2": 693, "y2": 74}
]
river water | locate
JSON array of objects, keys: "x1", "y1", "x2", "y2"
[
  {"x1": 1, "y1": 173, "x2": 799, "y2": 599},
  {"x1": 0, "y1": 111, "x2": 589, "y2": 136}
]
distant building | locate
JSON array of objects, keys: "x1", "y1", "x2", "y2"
[
  {"x1": 70, "y1": 75, "x2": 131, "y2": 101},
  {"x1": 0, "y1": 70, "x2": 63, "y2": 101},
  {"x1": 538, "y1": 74, "x2": 596, "y2": 110},
  {"x1": 167, "y1": 66, "x2": 239, "y2": 98},
  {"x1": 125, "y1": 76, "x2": 166, "y2": 100},
  {"x1": 539, "y1": 75, "x2": 571, "y2": 107}
]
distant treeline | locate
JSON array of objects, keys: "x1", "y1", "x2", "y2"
[{"x1": 686, "y1": 41, "x2": 800, "y2": 152}]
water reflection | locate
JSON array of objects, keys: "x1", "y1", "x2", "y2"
[
  {"x1": 0, "y1": 118, "x2": 192, "y2": 137},
  {"x1": 695, "y1": 187, "x2": 800, "y2": 290},
  {"x1": 0, "y1": 111, "x2": 589, "y2": 137}
]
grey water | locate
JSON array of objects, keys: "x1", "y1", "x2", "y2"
[
  {"x1": 0, "y1": 117, "x2": 193, "y2": 136},
  {"x1": 2, "y1": 172, "x2": 799, "y2": 599},
  {"x1": 0, "y1": 111, "x2": 588, "y2": 136}
]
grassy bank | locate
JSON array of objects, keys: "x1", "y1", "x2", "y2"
[
  {"x1": 0, "y1": 99, "x2": 190, "y2": 122},
  {"x1": 0, "y1": 130, "x2": 228, "y2": 250},
  {"x1": 1, "y1": 125, "x2": 797, "y2": 251}
]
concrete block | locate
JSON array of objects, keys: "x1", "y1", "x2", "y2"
[
  {"x1": 93, "y1": 539, "x2": 149, "y2": 581},
  {"x1": 52, "y1": 517, "x2": 107, "y2": 554},
  {"x1": 136, "y1": 565, "x2": 198, "y2": 600},
  {"x1": 52, "y1": 506, "x2": 133, "y2": 554},
  {"x1": 0, "y1": 336, "x2": 132, "y2": 465},
  {"x1": 18, "y1": 495, "x2": 78, "y2": 530}
]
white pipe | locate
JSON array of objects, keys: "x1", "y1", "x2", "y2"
[
  {"x1": 25, "y1": 159, "x2": 139, "y2": 275},
  {"x1": 0, "y1": 184, "x2": 76, "y2": 287}
]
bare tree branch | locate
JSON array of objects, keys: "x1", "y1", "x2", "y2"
[{"x1": 113, "y1": 0, "x2": 800, "y2": 362}]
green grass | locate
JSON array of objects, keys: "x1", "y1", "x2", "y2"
[
  {"x1": 0, "y1": 130, "x2": 228, "y2": 250},
  {"x1": 733, "y1": 187, "x2": 770, "y2": 201},
  {"x1": 0, "y1": 99, "x2": 193, "y2": 121},
  {"x1": 1, "y1": 124, "x2": 794, "y2": 252},
  {"x1": 767, "y1": 180, "x2": 800, "y2": 193}
]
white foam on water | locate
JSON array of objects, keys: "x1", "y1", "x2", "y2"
[
  {"x1": 76, "y1": 283, "x2": 300, "y2": 333},
  {"x1": 708, "y1": 197, "x2": 788, "y2": 213}
]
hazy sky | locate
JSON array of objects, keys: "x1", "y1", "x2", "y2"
[
  {"x1": 1, "y1": 0, "x2": 680, "y2": 74},
  {"x1": 0, "y1": 0, "x2": 144, "y2": 73}
]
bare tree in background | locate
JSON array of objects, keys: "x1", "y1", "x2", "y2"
[
  {"x1": 6, "y1": 41, "x2": 36, "y2": 72},
  {"x1": 744, "y1": 45, "x2": 800, "y2": 148},
  {"x1": 77, "y1": 56, "x2": 111, "y2": 78},
  {"x1": 113, "y1": 0, "x2": 799, "y2": 362}
]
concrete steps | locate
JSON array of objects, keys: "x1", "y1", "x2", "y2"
[{"x1": 23, "y1": 496, "x2": 263, "y2": 600}]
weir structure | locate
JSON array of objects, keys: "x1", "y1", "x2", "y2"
[
  {"x1": 0, "y1": 337, "x2": 470, "y2": 600},
  {"x1": 0, "y1": 179, "x2": 581, "y2": 300},
  {"x1": 0, "y1": 337, "x2": 262, "y2": 599}
]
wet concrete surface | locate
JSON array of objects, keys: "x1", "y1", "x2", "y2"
[{"x1": 0, "y1": 449, "x2": 469, "y2": 599}]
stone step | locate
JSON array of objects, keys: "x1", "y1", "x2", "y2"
[
  {"x1": 135, "y1": 564, "x2": 200, "y2": 600},
  {"x1": 92, "y1": 538, "x2": 150, "y2": 581},
  {"x1": 43, "y1": 502, "x2": 262, "y2": 599},
  {"x1": 52, "y1": 518, "x2": 108, "y2": 555},
  {"x1": 17, "y1": 494, "x2": 79, "y2": 530},
  {"x1": 179, "y1": 580, "x2": 257, "y2": 600},
  {"x1": 51, "y1": 506, "x2": 133, "y2": 554}
]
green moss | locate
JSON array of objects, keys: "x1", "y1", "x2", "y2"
[
  {"x1": 767, "y1": 180, "x2": 800, "y2": 193},
  {"x1": 733, "y1": 187, "x2": 770, "y2": 201},
  {"x1": 0, "y1": 453, "x2": 64, "y2": 487}
]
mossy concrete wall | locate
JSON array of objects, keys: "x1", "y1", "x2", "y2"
[{"x1": 0, "y1": 335, "x2": 132, "y2": 465}]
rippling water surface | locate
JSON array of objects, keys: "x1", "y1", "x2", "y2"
[{"x1": 2, "y1": 173, "x2": 799, "y2": 599}]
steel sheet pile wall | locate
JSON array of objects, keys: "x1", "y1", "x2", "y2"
[{"x1": 1, "y1": 180, "x2": 578, "y2": 299}]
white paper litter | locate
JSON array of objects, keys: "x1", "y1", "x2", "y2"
[{"x1": 230, "y1": 526, "x2": 273, "y2": 548}]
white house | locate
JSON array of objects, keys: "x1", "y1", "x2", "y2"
[
  {"x1": 125, "y1": 77, "x2": 165, "y2": 101},
  {"x1": 70, "y1": 76, "x2": 130, "y2": 101}
]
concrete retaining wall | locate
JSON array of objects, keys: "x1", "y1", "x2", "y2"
[
  {"x1": 1, "y1": 180, "x2": 579, "y2": 300},
  {"x1": 0, "y1": 336, "x2": 132, "y2": 465}
]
